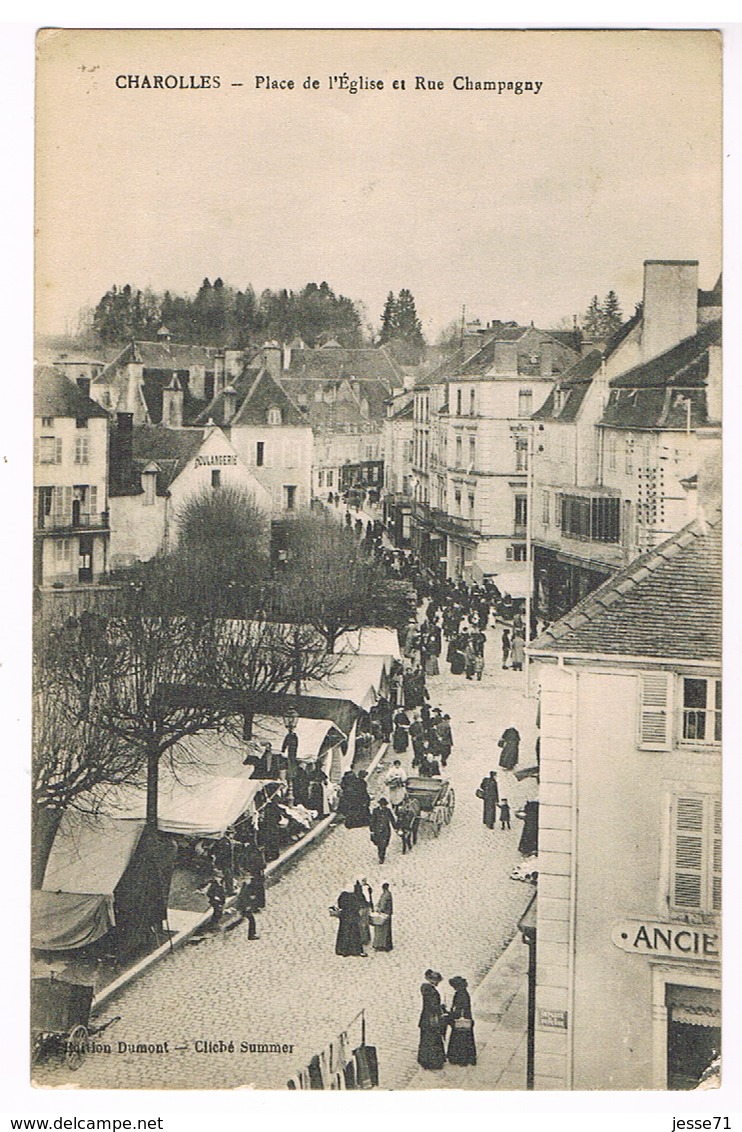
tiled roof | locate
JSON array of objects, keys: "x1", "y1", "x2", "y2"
[
  {"x1": 35, "y1": 365, "x2": 109, "y2": 419},
  {"x1": 600, "y1": 386, "x2": 708, "y2": 430},
  {"x1": 532, "y1": 351, "x2": 603, "y2": 422},
  {"x1": 233, "y1": 368, "x2": 306, "y2": 428},
  {"x1": 530, "y1": 513, "x2": 721, "y2": 662},
  {"x1": 284, "y1": 345, "x2": 403, "y2": 387},
  {"x1": 131, "y1": 425, "x2": 206, "y2": 493},
  {"x1": 455, "y1": 326, "x2": 580, "y2": 379},
  {"x1": 133, "y1": 340, "x2": 219, "y2": 370},
  {"x1": 610, "y1": 320, "x2": 721, "y2": 390}
]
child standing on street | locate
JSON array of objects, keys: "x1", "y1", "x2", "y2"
[{"x1": 499, "y1": 799, "x2": 511, "y2": 830}]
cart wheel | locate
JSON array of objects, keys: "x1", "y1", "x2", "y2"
[
  {"x1": 31, "y1": 1033, "x2": 45, "y2": 1066},
  {"x1": 433, "y1": 810, "x2": 442, "y2": 837},
  {"x1": 66, "y1": 1025, "x2": 88, "y2": 1070}
]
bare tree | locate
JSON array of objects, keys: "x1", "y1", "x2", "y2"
[{"x1": 278, "y1": 513, "x2": 416, "y2": 652}]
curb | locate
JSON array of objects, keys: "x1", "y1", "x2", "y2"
[{"x1": 92, "y1": 741, "x2": 390, "y2": 1012}]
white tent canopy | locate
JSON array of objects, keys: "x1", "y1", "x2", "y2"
[
  {"x1": 306, "y1": 652, "x2": 392, "y2": 712},
  {"x1": 334, "y1": 627, "x2": 401, "y2": 661},
  {"x1": 42, "y1": 812, "x2": 145, "y2": 895},
  {"x1": 251, "y1": 714, "x2": 345, "y2": 762}
]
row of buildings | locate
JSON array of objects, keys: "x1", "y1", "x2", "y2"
[
  {"x1": 33, "y1": 333, "x2": 409, "y2": 588},
  {"x1": 383, "y1": 260, "x2": 721, "y2": 621}
]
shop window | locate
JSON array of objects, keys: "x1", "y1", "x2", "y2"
[
  {"x1": 670, "y1": 794, "x2": 721, "y2": 914},
  {"x1": 637, "y1": 672, "x2": 673, "y2": 750},
  {"x1": 681, "y1": 677, "x2": 721, "y2": 746}
]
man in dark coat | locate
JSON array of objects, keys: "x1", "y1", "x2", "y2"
[
  {"x1": 478, "y1": 771, "x2": 500, "y2": 829},
  {"x1": 369, "y1": 797, "x2": 397, "y2": 864}
]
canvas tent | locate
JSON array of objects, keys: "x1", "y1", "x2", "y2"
[
  {"x1": 334, "y1": 626, "x2": 401, "y2": 660},
  {"x1": 32, "y1": 813, "x2": 145, "y2": 952}
]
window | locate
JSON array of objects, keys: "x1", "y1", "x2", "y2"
[
  {"x1": 211, "y1": 470, "x2": 221, "y2": 489},
  {"x1": 506, "y1": 544, "x2": 527, "y2": 562},
  {"x1": 454, "y1": 489, "x2": 462, "y2": 513},
  {"x1": 681, "y1": 677, "x2": 721, "y2": 745},
  {"x1": 637, "y1": 672, "x2": 673, "y2": 750},
  {"x1": 515, "y1": 436, "x2": 528, "y2": 472},
  {"x1": 36, "y1": 487, "x2": 53, "y2": 528},
  {"x1": 76, "y1": 417, "x2": 88, "y2": 429},
  {"x1": 670, "y1": 794, "x2": 721, "y2": 914},
  {"x1": 468, "y1": 437, "x2": 476, "y2": 470},
  {"x1": 518, "y1": 389, "x2": 533, "y2": 418},
  {"x1": 560, "y1": 494, "x2": 620, "y2": 543},
  {"x1": 514, "y1": 495, "x2": 528, "y2": 530},
  {"x1": 607, "y1": 433, "x2": 617, "y2": 471},
  {"x1": 41, "y1": 417, "x2": 54, "y2": 428},
  {"x1": 143, "y1": 472, "x2": 156, "y2": 506},
  {"x1": 267, "y1": 406, "x2": 282, "y2": 425},
  {"x1": 284, "y1": 485, "x2": 297, "y2": 511},
  {"x1": 455, "y1": 436, "x2": 463, "y2": 468},
  {"x1": 625, "y1": 434, "x2": 634, "y2": 474},
  {"x1": 54, "y1": 539, "x2": 71, "y2": 564},
  {"x1": 542, "y1": 490, "x2": 550, "y2": 527},
  {"x1": 456, "y1": 389, "x2": 462, "y2": 416},
  {"x1": 469, "y1": 389, "x2": 476, "y2": 416},
  {"x1": 327, "y1": 470, "x2": 333, "y2": 487},
  {"x1": 468, "y1": 492, "x2": 475, "y2": 516},
  {"x1": 74, "y1": 436, "x2": 89, "y2": 465},
  {"x1": 318, "y1": 469, "x2": 324, "y2": 487},
  {"x1": 38, "y1": 436, "x2": 61, "y2": 464},
  {"x1": 256, "y1": 441, "x2": 265, "y2": 467}
]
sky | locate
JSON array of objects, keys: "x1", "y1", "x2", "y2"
[{"x1": 36, "y1": 28, "x2": 722, "y2": 340}]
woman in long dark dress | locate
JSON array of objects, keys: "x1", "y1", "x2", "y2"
[
  {"x1": 446, "y1": 976, "x2": 476, "y2": 1066},
  {"x1": 417, "y1": 970, "x2": 446, "y2": 1070},
  {"x1": 498, "y1": 727, "x2": 521, "y2": 771},
  {"x1": 517, "y1": 799, "x2": 539, "y2": 856},
  {"x1": 478, "y1": 771, "x2": 500, "y2": 829},
  {"x1": 334, "y1": 888, "x2": 364, "y2": 956}
]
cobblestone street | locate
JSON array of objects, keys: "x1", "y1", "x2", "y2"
[{"x1": 36, "y1": 627, "x2": 538, "y2": 1091}]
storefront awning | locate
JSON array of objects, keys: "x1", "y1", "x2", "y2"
[{"x1": 667, "y1": 985, "x2": 721, "y2": 1028}]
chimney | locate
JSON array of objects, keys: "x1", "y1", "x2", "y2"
[
  {"x1": 223, "y1": 385, "x2": 238, "y2": 424},
  {"x1": 640, "y1": 260, "x2": 699, "y2": 362},
  {"x1": 214, "y1": 352, "x2": 226, "y2": 396},
  {"x1": 162, "y1": 377, "x2": 183, "y2": 428},
  {"x1": 111, "y1": 412, "x2": 134, "y2": 490},
  {"x1": 493, "y1": 340, "x2": 518, "y2": 374},
  {"x1": 262, "y1": 341, "x2": 282, "y2": 379}
]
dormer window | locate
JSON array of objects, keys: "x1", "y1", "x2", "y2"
[{"x1": 267, "y1": 406, "x2": 282, "y2": 425}]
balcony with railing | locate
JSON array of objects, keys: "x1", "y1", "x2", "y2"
[
  {"x1": 411, "y1": 499, "x2": 481, "y2": 538},
  {"x1": 35, "y1": 510, "x2": 110, "y2": 535}
]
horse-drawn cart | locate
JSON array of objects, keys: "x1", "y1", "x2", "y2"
[
  {"x1": 405, "y1": 776, "x2": 455, "y2": 836},
  {"x1": 31, "y1": 975, "x2": 119, "y2": 1071}
]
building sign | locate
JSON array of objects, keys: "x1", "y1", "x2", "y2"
[
  {"x1": 538, "y1": 1009, "x2": 568, "y2": 1030},
  {"x1": 611, "y1": 921, "x2": 720, "y2": 961},
  {"x1": 195, "y1": 454, "x2": 238, "y2": 467}
]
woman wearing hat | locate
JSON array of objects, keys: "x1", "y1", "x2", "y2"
[
  {"x1": 446, "y1": 976, "x2": 476, "y2": 1066},
  {"x1": 417, "y1": 969, "x2": 447, "y2": 1070}
]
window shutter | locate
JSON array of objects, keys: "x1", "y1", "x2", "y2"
[
  {"x1": 63, "y1": 486, "x2": 72, "y2": 524},
  {"x1": 55, "y1": 437, "x2": 63, "y2": 464},
  {"x1": 89, "y1": 486, "x2": 97, "y2": 516},
  {"x1": 638, "y1": 672, "x2": 673, "y2": 750},
  {"x1": 673, "y1": 796, "x2": 705, "y2": 909},
  {"x1": 712, "y1": 799, "x2": 722, "y2": 912}
]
